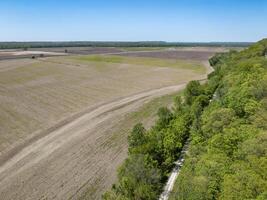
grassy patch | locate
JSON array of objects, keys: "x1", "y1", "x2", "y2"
[
  {"x1": 99, "y1": 92, "x2": 179, "y2": 150},
  {"x1": 104, "y1": 92, "x2": 180, "y2": 148},
  {"x1": 129, "y1": 92, "x2": 178, "y2": 123},
  {"x1": 76, "y1": 55, "x2": 205, "y2": 73}
]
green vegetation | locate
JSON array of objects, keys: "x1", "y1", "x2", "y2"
[
  {"x1": 103, "y1": 39, "x2": 267, "y2": 200},
  {"x1": 77, "y1": 55, "x2": 205, "y2": 72},
  {"x1": 170, "y1": 38, "x2": 267, "y2": 200}
]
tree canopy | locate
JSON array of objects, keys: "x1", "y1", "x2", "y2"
[{"x1": 171, "y1": 38, "x2": 267, "y2": 200}]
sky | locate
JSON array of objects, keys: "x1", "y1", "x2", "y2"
[{"x1": 0, "y1": 0, "x2": 266, "y2": 42}]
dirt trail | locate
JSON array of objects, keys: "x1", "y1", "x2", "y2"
[
  {"x1": 0, "y1": 83, "x2": 186, "y2": 200},
  {"x1": 159, "y1": 142, "x2": 189, "y2": 200}
]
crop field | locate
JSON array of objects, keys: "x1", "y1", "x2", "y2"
[
  {"x1": 0, "y1": 46, "x2": 240, "y2": 60},
  {"x1": 76, "y1": 55, "x2": 205, "y2": 72},
  {"x1": 0, "y1": 53, "x2": 206, "y2": 150},
  {"x1": 0, "y1": 48, "x2": 215, "y2": 200},
  {"x1": 118, "y1": 49, "x2": 216, "y2": 61},
  {"x1": 30, "y1": 47, "x2": 125, "y2": 55}
]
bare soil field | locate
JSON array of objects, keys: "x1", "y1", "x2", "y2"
[
  {"x1": 0, "y1": 47, "x2": 124, "y2": 60},
  {"x1": 30, "y1": 47, "x2": 125, "y2": 55},
  {"x1": 0, "y1": 46, "x2": 240, "y2": 61},
  {"x1": 0, "y1": 85, "x2": 185, "y2": 200},
  {"x1": 0, "y1": 49, "x2": 216, "y2": 200},
  {"x1": 117, "y1": 49, "x2": 217, "y2": 61},
  {"x1": 0, "y1": 53, "x2": 205, "y2": 153},
  {"x1": 0, "y1": 50, "x2": 67, "y2": 60}
]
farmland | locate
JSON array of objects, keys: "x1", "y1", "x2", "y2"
[{"x1": 0, "y1": 48, "x2": 218, "y2": 200}]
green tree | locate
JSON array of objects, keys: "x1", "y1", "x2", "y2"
[
  {"x1": 128, "y1": 123, "x2": 146, "y2": 152},
  {"x1": 184, "y1": 80, "x2": 202, "y2": 105},
  {"x1": 156, "y1": 107, "x2": 173, "y2": 129}
]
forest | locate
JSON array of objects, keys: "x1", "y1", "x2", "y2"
[{"x1": 103, "y1": 39, "x2": 267, "y2": 200}]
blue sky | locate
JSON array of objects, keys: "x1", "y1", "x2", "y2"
[{"x1": 1, "y1": 0, "x2": 266, "y2": 42}]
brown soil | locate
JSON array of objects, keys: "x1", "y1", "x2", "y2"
[{"x1": 117, "y1": 50, "x2": 216, "y2": 61}]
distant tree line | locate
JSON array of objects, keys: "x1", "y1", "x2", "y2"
[
  {"x1": 0, "y1": 41, "x2": 253, "y2": 49},
  {"x1": 102, "y1": 38, "x2": 267, "y2": 200}
]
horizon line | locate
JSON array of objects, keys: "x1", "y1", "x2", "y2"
[{"x1": 0, "y1": 40, "x2": 255, "y2": 43}]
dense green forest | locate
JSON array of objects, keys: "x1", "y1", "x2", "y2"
[
  {"x1": 103, "y1": 39, "x2": 267, "y2": 200},
  {"x1": 0, "y1": 41, "x2": 252, "y2": 49},
  {"x1": 170, "y1": 39, "x2": 267, "y2": 200}
]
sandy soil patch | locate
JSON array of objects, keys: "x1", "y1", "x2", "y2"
[{"x1": 11, "y1": 51, "x2": 67, "y2": 56}]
